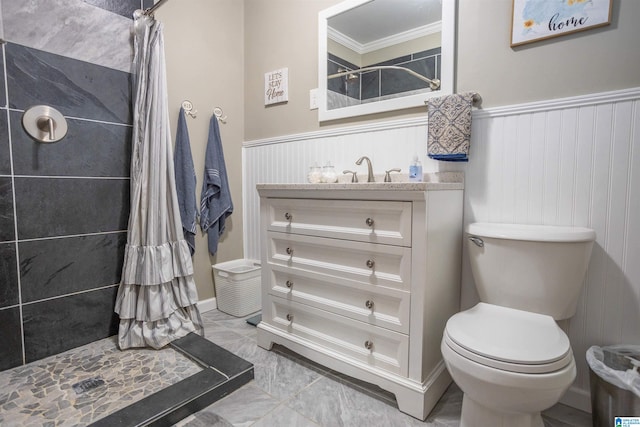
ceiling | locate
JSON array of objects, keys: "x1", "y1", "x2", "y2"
[{"x1": 328, "y1": 0, "x2": 442, "y2": 45}]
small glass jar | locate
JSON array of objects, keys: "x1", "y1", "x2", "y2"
[
  {"x1": 321, "y1": 162, "x2": 338, "y2": 183},
  {"x1": 307, "y1": 164, "x2": 322, "y2": 183}
]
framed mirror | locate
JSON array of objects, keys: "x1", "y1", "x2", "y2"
[{"x1": 318, "y1": 0, "x2": 455, "y2": 121}]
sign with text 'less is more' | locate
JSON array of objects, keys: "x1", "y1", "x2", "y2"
[
  {"x1": 511, "y1": 0, "x2": 612, "y2": 47},
  {"x1": 264, "y1": 68, "x2": 288, "y2": 105}
]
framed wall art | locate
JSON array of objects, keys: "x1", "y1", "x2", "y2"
[{"x1": 511, "y1": 0, "x2": 613, "y2": 47}]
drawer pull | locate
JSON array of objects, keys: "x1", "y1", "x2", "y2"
[
  {"x1": 364, "y1": 340, "x2": 373, "y2": 350},
  {"x1": 285, "y1": 280, "x2": 293, "y2": 288},
  {"x1": 366, "y1": 259, "x2": 375, "y2": 269},
  {"x1": 286, "y1": 314, "x2": 293, "y2": 322},
  {"x1": 365, "y1": 300, "x2": 374, "y2": 309},
  {"x1": 284, "y1": 212, "x2": 293, "y2": 221},
  {"x1": 365, "y1": 217, "x2": 374, "y2": 227},
  {"x1": 286, "y1": 247, "x2": 294, "y2": 255}
]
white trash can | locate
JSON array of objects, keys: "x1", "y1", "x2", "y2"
[{"x1": 212, "y1": 259, "x2": 261, "y2": 317}]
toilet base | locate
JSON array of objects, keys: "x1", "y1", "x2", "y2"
[{"x1": 460, "y1": 395, "x2": 544, "y2": 427}]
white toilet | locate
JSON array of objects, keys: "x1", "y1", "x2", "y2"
[{"x1": 441, "y1": 222, "x2": 596, "y2": 427}]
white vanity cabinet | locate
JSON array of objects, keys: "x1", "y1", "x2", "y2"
[{"x1": 256, "y1": 178, "x2": 464, "y2": 420}]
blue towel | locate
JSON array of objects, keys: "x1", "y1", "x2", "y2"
[
  {"x1": 174, "y1": 107, "x2": 198, "y2": 255},
  {"x1": 200, "y1": 115, "x2": 233, "y2": 256}
]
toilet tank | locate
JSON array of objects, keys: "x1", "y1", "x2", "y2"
[{"x1": 467, "y1": 223, "x2": 596, "y2": 320}]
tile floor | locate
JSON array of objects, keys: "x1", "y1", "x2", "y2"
[
  {"x1": 178, "y1": 309, "x2": 594, "y2": 427},
  {"x1": 0, "y1": 307, "x2": 594, "y2": 426}
]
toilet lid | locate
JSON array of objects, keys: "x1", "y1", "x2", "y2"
[{"x1": 445, "y1": 303, "x2": 572, "y2": 373}]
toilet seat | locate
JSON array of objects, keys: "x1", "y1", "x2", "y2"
[{"x1": 444, "y1": 303, "x2": 573, "y2": 374}]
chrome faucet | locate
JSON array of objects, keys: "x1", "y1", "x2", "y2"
[{"x1": 355, "y1": 156, "x2": 374, "y2": 182}]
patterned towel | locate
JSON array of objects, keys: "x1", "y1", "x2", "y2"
[{"x1": 427, "y1": 92, "x2": 474, "y2": 162}]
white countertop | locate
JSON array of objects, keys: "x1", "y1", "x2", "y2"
[{"x1": 256, "y1": 172, "x2": 464, "y2": 191}]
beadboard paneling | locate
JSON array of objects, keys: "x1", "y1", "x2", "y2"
[{"x1": 243, "y1": 88, "x2": 640, "y2": 412}]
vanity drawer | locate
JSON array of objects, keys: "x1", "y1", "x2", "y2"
[
  {"x1": 265, "y1": 198, "x2": 412, "y2": 246},
  {"x1": 268, "y1": 265, "x2": 410, "y2": 334},
  {"x1": 266, "y1": 296, "x2": 408, "y2": 376},
  {"x1": 266, "y1": 231, "x2": 411, "y2": 291}
]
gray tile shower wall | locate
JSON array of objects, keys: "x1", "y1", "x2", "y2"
[
  {"x1": 2, "y1": 0, "x2": 140, "y2": 72},
  {"x1": 328, "y1": 48, "x2": 441, "y2": 101},
  {"x1": 5, "y1": 44, "x2": 132, "y2": 124},
  {"x1": 19, "y1": 233, "x2": 127, "y2": 303},
  {"x1": 0, "y1": 113, "x2": 9, "y2": 174},
  {"x1": 0, "y1": 0, "x2": 136, "y2": 371},
  {"x1": 0, "y1": 52, "x2": 5, "y2": 108},
  {"x1": 22, "y1": 287, "x2": 120, "y2": 363},
  {"x1": 84, "y1": 0, "x2": 154, "y2": 19}
]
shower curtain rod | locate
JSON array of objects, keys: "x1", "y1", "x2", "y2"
[
  {"x1": 328, "y1": 65, "x2": 441, "y2": 91},
  {"x1": 143, "y1": 0, "x2": 170, "y2": 16}
]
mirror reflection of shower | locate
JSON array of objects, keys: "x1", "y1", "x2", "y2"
[{"x1": 338, "y1": 67, "x2": 359, "y2": 95}]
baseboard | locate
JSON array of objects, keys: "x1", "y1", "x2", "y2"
[
  {"x1": 197, "y1": 297, "x2": 217, "y2": 313},
  {"x1": 560, "y1": 385, "x2": 592, "y2": 414}
]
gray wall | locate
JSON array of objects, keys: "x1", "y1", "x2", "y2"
[
  {"x1": 0, "y1": 0, "x2": 151, "y2": 371},
  {"x1": 243, "y1": 0, "x2": 640, "y2": 140}
]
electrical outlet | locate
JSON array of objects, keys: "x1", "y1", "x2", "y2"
[{"x1": 309, "y1": 88, "x2": 318, "y2": 110}]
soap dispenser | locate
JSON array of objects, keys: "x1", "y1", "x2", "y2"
[{"x1": 409, "y1": 155, "x2": 423, "y2": 182}]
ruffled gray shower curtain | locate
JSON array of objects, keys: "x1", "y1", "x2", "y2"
[{"x1": 114, "y1": 10, "x2": 203, "y2": 349}]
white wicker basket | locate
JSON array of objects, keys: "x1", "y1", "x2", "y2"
[{"x1": 212, "y1": 259, "x2": 261, "y2": 317}]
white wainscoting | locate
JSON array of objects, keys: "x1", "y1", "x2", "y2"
[{"x1": 243, "y1": 87, "x2": 640, "y2": 412}]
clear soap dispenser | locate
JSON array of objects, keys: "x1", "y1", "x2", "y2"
[{"x1": 409, "y1": 155, "x2": 423, "y2": 182}]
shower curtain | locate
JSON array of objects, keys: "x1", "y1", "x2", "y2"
[{"x1": 114, "y1": 10, "x2": 203, "y2": 350}]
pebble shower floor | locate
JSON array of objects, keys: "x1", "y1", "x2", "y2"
[{"x1": 0, "y1": 336, "x2": 202, "y2": 426}]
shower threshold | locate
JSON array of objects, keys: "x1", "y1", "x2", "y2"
[{"x1": 91, "y1": 333, "x2": 254, "y2": 426}]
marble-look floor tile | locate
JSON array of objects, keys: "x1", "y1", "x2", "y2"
[
  {"x1": 542, "y1": 402, "x2": 592, "y2": 427},
  {"x1": 426, "y1": 383, "x2": 463, "y2": 426},
  {"x1": 252, "y1": 403, "x2": 320, "y2": 427},
  {"x1": 200, "y1": 383, "x2": 281, "y2": 427},
  {"x1": 202, "y1": 326, "x2": 247, "y2": 347},
  {"x1": 215, "y1": 317, "x2": 260, "y2": 338},
  {"x1": 286, "y1": 375, "x2": 433, "y2": 427},
  {"x1": 176, "y1": 411, "x2": 233, "y2": 427},
  {"x1": 221, "y1": 337, "x2": 323, "y2": 400},
  {"x1": 202, "y1": 309, "x2": 241, "y2": 323}
]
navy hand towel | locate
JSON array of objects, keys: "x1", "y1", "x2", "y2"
[
  {"x1": 200, "y1": 115, "x2": 233, "y2": 256},
  {"x1": 174, "y1": 107, "x2": 198, "y2": 255}
]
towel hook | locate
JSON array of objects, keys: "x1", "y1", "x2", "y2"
[
  {"x1": 213, "y1": 106, "x2": 227, "y2": 124},
  {"x1": 22, "y1": 105, "x2": 68, "y2": 143},
  {"x1": 182, "y1": 100, "x2": 197, "y2": 118}
]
